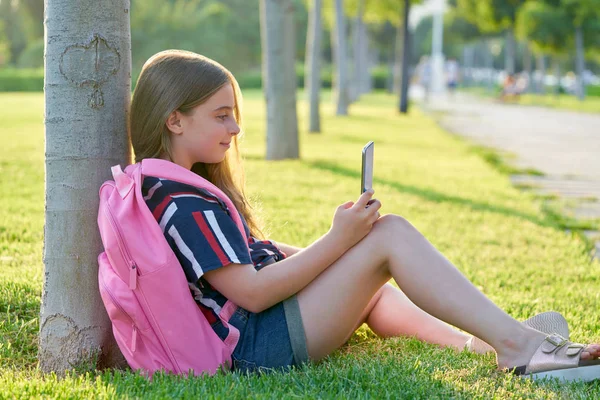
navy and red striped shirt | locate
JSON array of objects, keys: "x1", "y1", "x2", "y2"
[{"x1": 142, "y1": 176, "x2": 287, "y2": 340}]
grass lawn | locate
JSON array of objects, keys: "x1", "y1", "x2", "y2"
[
  {"x1": 1, "y1": 91, "x2": 599, "y2": 399},
  {"x1": 461, "y1": 86, "x2": 600, "y2": 114}
]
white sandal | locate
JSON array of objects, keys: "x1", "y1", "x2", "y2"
[
  {"x1": 465, "y1": 311, "x2": 570, "y2": 354},
  {"x1": 513, "y1": 333, "x2": 600, "y2": 382}
]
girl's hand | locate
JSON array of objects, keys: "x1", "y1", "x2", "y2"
[{"x1": 330, "y1": 189, "x2": 382, "y2": 248}]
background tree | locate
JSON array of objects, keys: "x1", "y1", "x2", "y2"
[
  {"x1": 359, "y1": 0, "x2": 422, "y2": 113},
  {"x1": 331, "y1": 0, "x2": 350, "y2": 115},
  {"x1": 260, "y1": 0, "x2": 300, "y2": 159},
  {"x1": 40, "y1": 0, "x2": 131, "y2": 372},
  {"x1": 516, "y1": 1, "x2": 569, "y2": 95},
  {"x1": 305, "y1": 0, "x2": 324, "y2": 133},
  {"x1": 561, "y1": 0, "x2": 600, "y2": 99},
  {"x1": 457, "y1": 0, "x2": 526, "y2": 75},
  {"x1": 517, "y1": 0, "x2": 600, "y2": 100}
]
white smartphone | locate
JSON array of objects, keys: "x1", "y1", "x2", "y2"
[{"x1": 361, "y1": 141, "x2": 374, "y2": 194}]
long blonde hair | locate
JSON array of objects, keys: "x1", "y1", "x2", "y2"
[{"x1": 130, "y1": 50, "x2": 263, "y2": 238}]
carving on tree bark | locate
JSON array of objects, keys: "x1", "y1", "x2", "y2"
[
  {"x1": 59, "y1": 34, "x2": 121, "y2": 109},
  {"x1": 38, "y1": 314, "x2": 103, "y2": 372}
]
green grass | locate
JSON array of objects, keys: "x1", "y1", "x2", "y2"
[
  {"x1": 1, "y1": 91, "x2": 600, "y2": 399},
  {"x1": 461, "y1": 86, "x2": 600, "y2": 114}
]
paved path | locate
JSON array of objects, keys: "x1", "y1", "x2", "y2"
[{"x1": 421, "y1": 92, "x2": 600, "y2": 259}]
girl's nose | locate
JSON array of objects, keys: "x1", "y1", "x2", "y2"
[{"x1": 229, "y1": 120, "x2": 241, "y2": 135}]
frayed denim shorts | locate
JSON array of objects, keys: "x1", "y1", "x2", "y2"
[{"x1": 228, "y1": 295, "x2": 309, "y2": 374}]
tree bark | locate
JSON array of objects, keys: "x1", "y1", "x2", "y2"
[
  {"x1": 260, "y1": 0, "x2": 299, "y2": 159},
  {"x1": 553, "y1": 57, "x2": 561, "y2": 97},
  {"x1": 332, "y1": 0, "x2": 349, "y2": 115},
  {"x1": 536, "y1": 54, "x2": 546, "y2": 94},
  {"x1": 574, "y1": 26, "x2": 585, "y2": 101},
  {"x1": 392, "y1": 22, "x2": 403, "y2": 95},
  {"x1": 305, "y1": 0, "x2": 322, "y2": 133},
  {"x1": 399, "y1": 0, "x2": 410, "y2": 114},
  {"x1": 504, "y1": 28, "x2": 515, "y2": 75},
  {"x1": 351, "y1": 0, "x2": 369, "y2": 101},
  {"x1": 484, "y1": 40, "x2": 494, "y2": 93},
  {"x1": 41, "y1": 0, "x2": 131, "y2": 373},
  {"x1": 523, "y1": 42, "x2": 532, "y2": 93}
]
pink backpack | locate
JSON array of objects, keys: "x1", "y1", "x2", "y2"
[{"x1": 97, "y1": 159, "x2": 246, "y2": 376}]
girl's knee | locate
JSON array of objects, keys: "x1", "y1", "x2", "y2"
[{"x1": 373, "y1": 214, "x2": 414, "y2": 235}]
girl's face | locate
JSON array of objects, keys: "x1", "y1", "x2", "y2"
[{"x1": 167, "y1": 83, "x2": 240, "y2": 168}]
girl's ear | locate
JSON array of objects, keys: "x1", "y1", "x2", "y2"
[{"x1": 166, "y1": 111, "x2": 184, "y2": 135}]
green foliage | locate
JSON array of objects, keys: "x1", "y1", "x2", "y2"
[
  {"x1": 0, "y1": 0, "x2": 28, "y2": 65},
  {"x1": 515, "y1": 1, "x2": 570, "y2": 56},
  {"x1": 457, "y1": 0, "x2": 525, "y2": 33},
  {"x1": 1, "y1": 64, "x2": 396, "y2": 92},
  {"x1": 0, "y1": 68, "x2": 43, "y2": 91},
  {"x1": 516, "y1": 0, "x2": 600, "y2": 59},
  {"x1": 16, "y1": 38, "x2": 44, "y2": 69},
  {"x1": 129, "y1": 0, "x2": 309, "y2": 75},
  {"x1": 587, "y1": 85, "x2": 600, "y2": 97}
]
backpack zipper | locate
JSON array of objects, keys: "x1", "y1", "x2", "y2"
[{"x1": 105, "y1": 202, "x2": 138, "y2": 290}]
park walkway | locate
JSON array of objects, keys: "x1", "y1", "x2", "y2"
[{"x1": 421, "y1": 92, "x2": 600, "y2": 259}]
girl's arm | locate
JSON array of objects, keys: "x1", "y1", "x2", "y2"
[
  {"x1": 273, "y1": 241, "x2": 303, "y2": 257},
  {"x1": 203, "y1": 191, "x2": 380, "y2": 313}
]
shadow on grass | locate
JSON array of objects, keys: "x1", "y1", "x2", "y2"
[{"x1": 304, "y1": 159, "x2": 554, "y2": 229}]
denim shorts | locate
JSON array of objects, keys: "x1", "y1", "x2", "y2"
[{"x1": 228, "y1": 295, "x2": 309, "y2": 374}]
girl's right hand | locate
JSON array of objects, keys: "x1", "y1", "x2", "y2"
[{"x1": 330, "y1": 189, "x2": 382, "y2": 248}]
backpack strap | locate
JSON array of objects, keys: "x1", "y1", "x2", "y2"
[
  {"x1": 138, "y1": 159, "x2": 247, "y2": 240},
  {"x1": 111, "y1": 164, "x2": 134, "y2": 199}
]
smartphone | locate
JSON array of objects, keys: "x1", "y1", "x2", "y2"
[{"x1": 361, "y1": 141, "x2": 374, "y2": 194}]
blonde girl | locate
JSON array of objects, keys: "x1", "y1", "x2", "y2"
[{"x1": 129, "y1": 50, "x2": 600, "y2": 380}]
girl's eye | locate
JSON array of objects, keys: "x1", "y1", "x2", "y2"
[{"x1": 217, "y1": 115, "x2": 227, "y2": 121}]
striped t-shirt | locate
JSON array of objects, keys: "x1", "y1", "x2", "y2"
[{"x1": 142, "y1": 176, "x2": 287, "y2": 341}]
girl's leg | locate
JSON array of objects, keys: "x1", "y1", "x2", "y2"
[
  {"x1": 296, "y1": 214, "x2": 598, "y2": 368},
  {"x1": 359, "y1": 283, "x2": 471, "y2": 350}
]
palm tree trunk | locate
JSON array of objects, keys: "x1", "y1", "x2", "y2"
[
  {"x1": 40, "y1": 0, "x2": 131, "y2": 373},
  {"x1": 553, "y1": 57, "x2": 561, "y2": 97},
  {"x1": 305, "y1": 0, "x2": 323, "y2": 133},
  {"x1": 504, "y1": 28, "x2": 515, "y2": 75},
  {"x1": 536, "y1": 54, "x2": 546, "y2": 94},
  {"x1": 399, "y1": 0, "x2": 411, "y2": 114},
  {"x1": 574, "y1": 26, "x2": 585, "y2": 101},
  {"x1": 260, "y1": 0, "x2": 299, "y2": 159},
  {"x1": 392, "y1": 21, "x2": 403, "y2": 95},
  {"x1": 332, "y1": 0, "x2": 349, "y2": 115}
]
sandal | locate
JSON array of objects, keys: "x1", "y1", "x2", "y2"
[
  {"x1": 465, "y1": 311, "x2": 570, "y2": 354},
  {"x1": 512, "y1": 333, "x2": 600, "y2": 382}
]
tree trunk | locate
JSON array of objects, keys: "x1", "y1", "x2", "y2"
[
  {"x1": 351, "y1": 3, "x2": 369, "y2": 102},
  {"x1": 332, "y1": 0, "x2": 349, "y2": 115},
  {"x1": 484, "y1": 40, "x2": 494, "y2": 93},
  {"x1": 40, "y1": 0, "x2": 131, "y2": 373},
  {"x1": 553, "y1": 57, "x2": 561, "y2": 97},
  {"x1": 536, "y1": 54, "x2": 546, "y2": 94},
  {"x1": 574, "y1": 26, "x2": 585, "y2": 101},
  {"x1": 305, "y1": 0, "x2": 323, "y2": 133},
  {"x1": 504, "y1": 28, "x2": 515, "y2": 75},
  {"x1": 350, "y1": 9, "x2": 361, "y2": 102},
  {"x1": 392, "y1": 22, "x2": 403, "y2": 95},
  {"x1": 260, "y1": 0, "x2": 299, "y2": 159},
  {"x1": 399, "y1": 0, "x2": 410, "y2": 114},
  {"x1": 357, "y1": 1, "x2": 370, "y2": 96},
  {"x1": 523, "y1": 42, "x2": 532, "y2": 93},
  {"x1": 386, "y1": 45, "x2": 395, "y2": 93}
]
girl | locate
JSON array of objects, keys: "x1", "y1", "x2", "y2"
[{"x1": 129, "y1": 50, "x2": 600, "y2": 380}]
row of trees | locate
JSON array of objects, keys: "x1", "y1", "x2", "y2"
[{"x1": 451, "y1": 0, "x2": 600, "y2": 100}]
